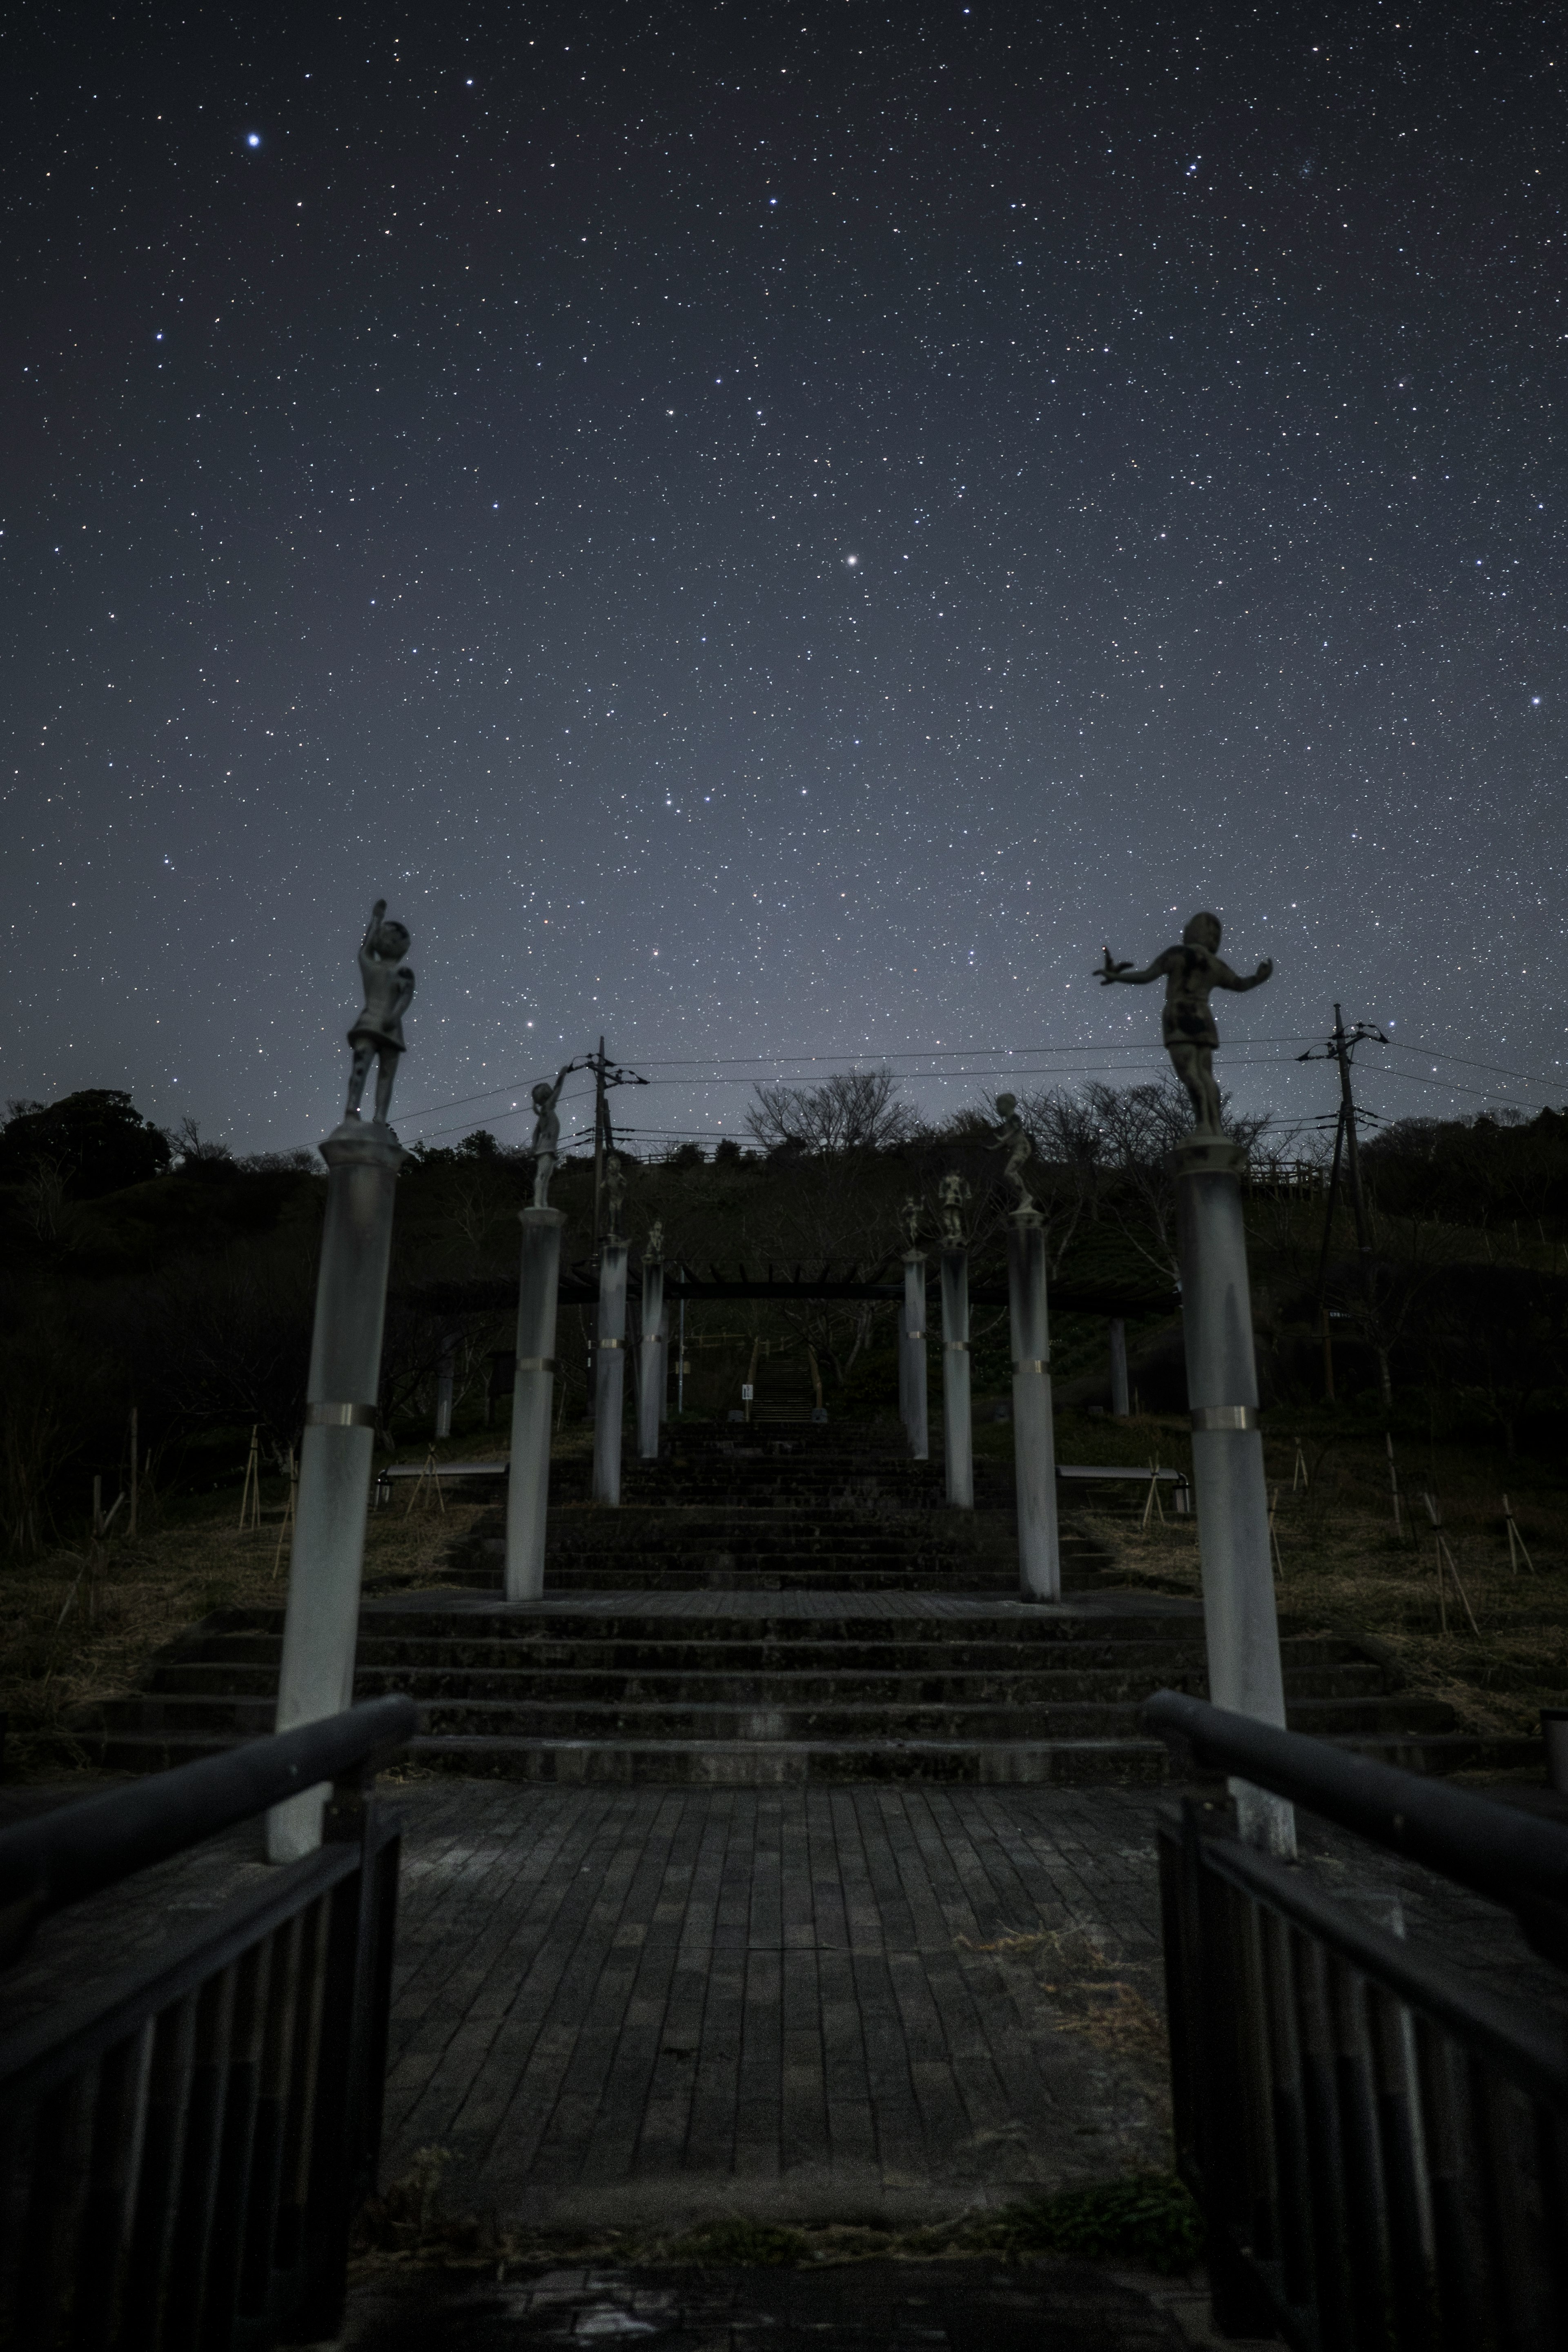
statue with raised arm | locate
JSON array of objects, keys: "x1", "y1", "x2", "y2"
[
  {"x1": 1096, "y1": 911, "x2": 1272, "y2": 1133},
  {"x1": 938, "y1": 1169, "x2": 971, "y2": 1248},
  {"x1": 345, "y1": 901, "x2": 415, "y2": 1125},
  {"x1": 987, "y1": 1093, "x2": 1039, "y2": 1218},
  {"x1": 602, "y1": 1151, "x2": 626, "y2": 1245},
  {"x1": 529, "y1": 1064, "x2": 573, "y2": 1207}
]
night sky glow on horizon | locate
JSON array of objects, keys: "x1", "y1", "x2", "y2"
[{"x1": 4, "y1": 0, "x2": 1566, "y2": 1158}]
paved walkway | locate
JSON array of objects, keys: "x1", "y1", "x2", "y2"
[{"x1": 339, "y1": 2255, "x2": 1200, "y2": 2352}]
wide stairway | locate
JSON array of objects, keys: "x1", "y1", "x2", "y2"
[{"x1": 79, "y1": 1424, "x2": 1523, "y2": 1783}]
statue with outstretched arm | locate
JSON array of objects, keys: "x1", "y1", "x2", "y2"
[
  {"x1": 987, "y1": 1092, "x2": 1038, "y2": 1216},
  {"x1": 345, "y1": 900, "x2": 415, "y2": 1125},
  {"x1": 1096, "y1": 911, "x2": 1272, "y2": 1133},
  {"x1": 529, "y1": 1064, "x2": 575, "y2": 1207}
]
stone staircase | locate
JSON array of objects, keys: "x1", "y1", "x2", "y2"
[{"x1": 76, "y1": 1423, "x2": 1526, "y2": 1784}]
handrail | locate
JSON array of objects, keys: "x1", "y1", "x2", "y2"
[
  {"x1": 1143, "y1": 1688, "x2": 1568, "y2": 1961},
  {"x1": 0, "y1": 1694, "x2": 416, "y2": 1964}
]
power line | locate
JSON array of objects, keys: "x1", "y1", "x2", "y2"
[{"x1": 395, "y1": 1039, "x2": 1564, "y2": 1136}]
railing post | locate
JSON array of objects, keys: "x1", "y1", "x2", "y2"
[
  {"x1": 1172, "y1": 1135, "x2": 1295, "y2": 1857},
  {"x1": 940, "y1": 1246, "x2": 972, "y2": 1510},
  {"x1": 269, "y1": 1118, "x2": 403, "y2": 1864},
  {"x1": 1007, "y1": 1213, "x2": 1059, "y2": 1598},
  {"x1": 506, "y1": 1207, "x2": 564, "y2": 1599},
  {"x1": 593, "y1": 1240, "x2": 629, "y2": 1506}
]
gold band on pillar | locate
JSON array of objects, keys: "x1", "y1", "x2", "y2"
[
  {"x1": 944, "y1": 1340, "x2": 970, "y2": 1352},
  {"x1": 516, "y1": 1357, "x2": 559, "y2": 1374},
  {"x1": 597, "y1": 1336, "x2": 626, "y2": 1350},
  {"x1": 1012, "y1": 1359, "x2": 1049, "y2": 1376},
  {"x1": 1189, "y1": 1405, "x2": 1259, "y2": 1432}
]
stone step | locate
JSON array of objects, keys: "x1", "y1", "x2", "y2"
[
  {"x1": 498, "y1": 1568, "x2": 1023, "y2": 1593},
  {"x1": 86, "y1": 1688, "x2": 1456, "y2": 1745},
  {"x1": 78, "y1": 1724, "x2": 1545, "y2": 1786},
  {"x1": 147, "y1": 1658, "x2": 1388, "y2": 1704}
]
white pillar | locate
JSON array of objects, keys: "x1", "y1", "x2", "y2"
[
  {"x1": 593, "y1": 1241, "x2": 629, "y2": 1506},
  {"x1": 505, "y1": 1206, "x2": 563, "y2": 1600},
  {"x1": 639, "y1": 1258, "x2": 665, "y2": 1461},
  {"x1": 940, "y1": 1247, "x2": 973, "y2": 1510},
  {"x1": 1173, "y1": 1134, "x2": 1296, "y2": 1858},
  {"x1": 903, "y1": 1251, "x2": 928, "y2": 1461},
  {"x1": 434, "y1": 1334, "x2": 454, "y2": 1439},
  {"x1": 269, "y1": 1116, "x2": 403, "y2": 1862},
  {"x1": 898, "y1": 1298, "x2": 910, "y2": 1432},
  {"x1": 1109, "y1": 1318, "x2": 1130, "y2": 1418},
  {"x1": 1007, "y1": 1216, "x2": 1060, "y2": 1599}
]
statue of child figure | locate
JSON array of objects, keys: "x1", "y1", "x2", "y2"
[
  {"x1": 345, "y1": 901, "x2": 415, "y2": 1125},
  {"x1": 1096, "y1": 911, "x2": 1272, "y2": 1133},
  {"x1": 529, "y1": 1065, "x2": 575, "y2": 1207},
  {"x1": 938, "y1": 1169, "x2": 971, "y2": 1247},
  {"x1": 988, "y1": 1093, "x2": 1038, "y2": 1217}
]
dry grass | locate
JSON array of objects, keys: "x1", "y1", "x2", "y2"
[
  {"x1": 0, "y1": 1481, "x2": 486, "y2": 1782},
  {"x1": 1080, "y1": 1424, "x2": 1568, "y2": 1746}
]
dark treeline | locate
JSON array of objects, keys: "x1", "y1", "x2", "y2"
[{"x1": 2, "y1": 1081, "x2": 1565, "y2": 1557}]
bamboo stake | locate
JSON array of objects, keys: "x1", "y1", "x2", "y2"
[
  {"x1": 1292, "y1": 1437, "x2": 1309, "y2": 1493},
  {"x1": 1385, "y1": 1431, "x2": 1402, "y2": 1539},
  {"x1": 1268, "y1": 1486, "x2": 1285, "y2": 1580},
  {"x1": 272, "y1": 1445, "x2": 298, "y2": 1576},
  {"x1": 405, "y1": 1448, "x2": 447, "y2": 1516},
  {"x1": 1503, "y1": 1493, "x2": 1535, "y2": 1575},
  {"x1": 238, "y1": 1426, "x2": 261, "y2": 1532},
  {"x1": 128, "y1": 1405, "x2": 139, "y2": 1540},
  {"x1": 1422, "y1": 1492, "x2": 1480, "y2": 1635}
]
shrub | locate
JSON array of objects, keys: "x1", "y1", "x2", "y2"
[{"x1": 982, "y1": 2172, "x2": 1203, "y2": 2274}]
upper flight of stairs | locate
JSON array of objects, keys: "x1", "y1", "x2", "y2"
[{"x1": 75, "y1": 1423, "x2": 1537, "y2": 1785}]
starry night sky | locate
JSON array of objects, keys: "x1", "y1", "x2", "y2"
[{"x1": 5, "y1": 0, "x2": 1566, "y2": 1160}]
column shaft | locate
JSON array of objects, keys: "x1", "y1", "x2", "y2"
[
  {"x1": 1174, "y1": 1136, "x2": 1296, "y2": 1857},
  {"x1": 505, "y1": 1207, "x2": 564, "y2": 1599},
  {"x1": 903, "y1": 1252, "x2": 929, "y2": 1461},
  {"x1": 639, "y1": 1259, "x2": 665, "y2": 1461},
  {"x1": 940, "y1": 1247, "x2": 973, "y2": 1510},
  {"x1": 593, "y1": 1242, "x2": 629, "y2": 1506},
  {"x1": 1007, "y1": 1217, "x2": 1060, "y2": 1598},
  {"x1": 269, "y1": 1118, "x2": 403, "y2": 1862},
  {"x1": 434, "y1": 1335, "x2": 454, "y2": 1439},
  {"x1": 1109, "y1": 1318, "x2": 1130, "y2": 1419}
]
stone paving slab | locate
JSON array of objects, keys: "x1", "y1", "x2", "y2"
[{"x1": 338, "y1": 2257, "x2": 1206, "y2": 2352}]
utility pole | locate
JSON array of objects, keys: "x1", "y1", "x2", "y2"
[
  {"x1": 584, "y1": 1036, "x2": 649, "y2": 1253},
  {"x1": 1301, "y1": 1006, "x2": 1388, "y2": 1403}
]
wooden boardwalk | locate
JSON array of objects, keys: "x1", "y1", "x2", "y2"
[
  {"x1": 4, "y1": 1774, "x2": 1560, "y2": 2238},
  {"x1": 381, "y1": 1781, "x2": 1175, "y2": 2229}
]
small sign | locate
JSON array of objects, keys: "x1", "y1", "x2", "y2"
[{"x1": 740, "y1": 1383, "x2": 754, "y2": 1401}]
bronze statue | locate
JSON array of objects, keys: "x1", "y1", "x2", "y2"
[
  {"x1": 602, "y1": 1151, "x2": 627, "y2": 1245},
  {"x1": 1096, "y1": 912, "x2": 1272, "y2": 1132},
  {"x1": 529, "y1": 1065, "x2": 573, "y2": 1207},
  {"x1": 988, "y1": 1093, "x2": 1038, "y2": 1217},
  {"x1": 345, "y1": 901, "x2": 414, "y2": 1125},
  {"x1": 938, "y1": 1169, "x2": 971, "y2": 1247}
]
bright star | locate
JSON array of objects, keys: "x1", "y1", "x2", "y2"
[
  {"x1": 845, "y1": 554, "x2": 860, "y2": 567},
  {"x1": 246, "y1": 132, "x2": 261, "y2": 148}
]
